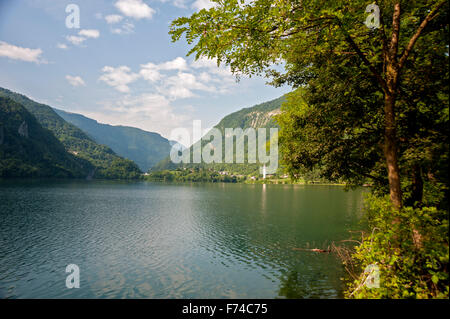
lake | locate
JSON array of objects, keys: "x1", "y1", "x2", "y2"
[{"x1": 0, "y1": 180, "x2": 365, "y2": 299}]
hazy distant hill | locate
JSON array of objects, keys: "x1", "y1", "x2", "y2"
[
  {"x1": 153, "y1": 96, "x2": 285, "y2": 175},
  {"x1": 54, "y1": 109, "x2": 173, "y2": 172},
  {"x1": 0, "y1": 87, "x2": 141, "y2": 179},
  {"x1": 0, "y1": 96, "x2": 92, "y2": 178}
]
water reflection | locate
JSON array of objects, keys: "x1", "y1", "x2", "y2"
[
  {"x1": 186, "y1": 183, "x2": 364, "y2": 298},
  {"x1": 0, "y1": 181, "x2": 365, "y2": 298}
]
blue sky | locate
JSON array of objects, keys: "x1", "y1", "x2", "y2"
[{"x1": 0, "y1": 0, "x2": 290, "y2": 139}]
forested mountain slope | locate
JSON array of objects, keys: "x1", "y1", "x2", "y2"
[
  {"x1": 0, "y1": 87, "x2": 141, "y2": 179},
  {"x1": 0, "y1": 96, "x2": 92, "y2": 178}
]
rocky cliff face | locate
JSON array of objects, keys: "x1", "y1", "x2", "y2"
[{"x1": 153, "y1": 95, "x2": 285, "y2": 175}]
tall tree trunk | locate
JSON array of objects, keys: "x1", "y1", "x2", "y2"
[
  {"x1": 381, "y1": 0, "x2": 445, "y2": 210},
  {"x1": 383, "y1": 3, "x2": 403, "y2": 210},
  {"x1": 383, "y1": 92, "x2": 403, "y2": 210}
]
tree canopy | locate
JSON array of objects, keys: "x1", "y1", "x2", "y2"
[{"x1": 170, "y1": 0, "x2": 449, "y2": 209}]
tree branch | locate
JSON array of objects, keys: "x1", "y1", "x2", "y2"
[
  {"x1": 398, "y1": 0, "x2": 447, "y2": 70},
  {"x1": 375, "y1": 0, "x2": 388, "y2": 75},
  {"x1": 389, "y1": 3, "x2": 401, "y2": 62},
  {"x1": 344, "y1": 33, "x2": 389, "y2": 93}
]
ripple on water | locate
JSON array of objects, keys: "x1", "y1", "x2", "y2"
[{"x1": 0, "y1": 181, "x2": 364, "y2": 298}]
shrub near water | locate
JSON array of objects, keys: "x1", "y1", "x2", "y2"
[{"x1": 346, "y1": 195, "x2": 449, "y2": 298}]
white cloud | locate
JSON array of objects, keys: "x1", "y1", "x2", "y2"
[
  {"x1": 139, "y1": 57, "x2": 187, "y2": 84},
  {"x1": 139, "y1": 57, "x2": 205, "y2": 99},
  {"x1": 165, "y1": 86, "x2": 195, "y2": 99},
  {"x1": 56, "y1": 43, "x2": 68, "y2": 50},
  {"x1": 191, "y1": 56, "x2": 234, "y2": 79},
  {"x1": 198, "y1": 71, "x2": 212, "y2": 82},
  {"x1": 66, "y1": 75, "x2": 86, "y2": 87},
  {"x1": 139, "y1": 62, "x2": 162, "y2": 83},
  {"x1": 158, "y1": 57, "x2": 188, "y2": 71},
  {"x1": 157, "y1": 0, "x2": 215, "y2": 9},
  {"x1": 138, "y1": 56, "x2": 235, "y2": 99},
  {"x1": 172, "y1": 0, "x2": 188, "y2": 8},
  {"x1": 99, "y1": 56, "x2": 235, "y2": 98},
  {"x1": 192, "y1": 0, "x2": 216, "y2": 11},
  {"x1": 99, "y1": 66, "x2": 140, "y2": 93},
  {"x1": 65, "y1": 30, "x2": 100, "y2": 46},
  {"x1": 66, "y1": 35, "x2": 86, "y2": 45},
  {"x1": 114, "y1": 0, "x2": 155, "y2": 20},
  {"x1": 111, "y1": 22, "x2": 135, "y2": 35},
  {"x1": 162, "y1": 72, "x2": 214, "y2": 100},
  {"x1": 87, "y1": 93, "x2": 191, "y2": 137},
  {"x1": 191, "y1": 56, "x2": 219, "y2": 69},
  {"x1": 0, "y1": 41, "x2": 43, "y2": 63},
  {"x1": 105, "y1": 14, "x2": 123, "y2": 24},
  {"x1": 78, "y1": 29, "x2": 100, "y2": 38}
]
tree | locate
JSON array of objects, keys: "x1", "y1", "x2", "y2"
[
  {"x1": 170, "y1": 0, "x2": 449, "y2": 209},
  {"x1": 276, "y1": 44, "x2": 448, "y2": 208}
]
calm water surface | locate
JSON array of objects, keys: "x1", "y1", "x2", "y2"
[{"x1": 0, "y1": 180, "x2": 365, "y2": 298}]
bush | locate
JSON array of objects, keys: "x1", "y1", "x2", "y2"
[{"x1": 346, "y1": 194, "x2": 449, "y2": 299}]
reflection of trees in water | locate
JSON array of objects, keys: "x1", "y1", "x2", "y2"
[
  {"x1": 189, "y1": 184, "x2": 363, "y2": 297},
  {"x1": 278, "y1": 270, "x2": 313, "y2": 299},
  {"x1": 277, "y1": 257, "x2": 344, "y2": 299}
]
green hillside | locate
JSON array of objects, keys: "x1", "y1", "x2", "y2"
[
  {"x1": 153, "y1": 96, "x2": 285, "y2": 176},
  {"x1": 0, "y1": 97, "x2": 92, "y2": 178},
  {"x1": 214, "y1": 96, "x2": 283, "y2": 131},
  {"x1": 0, "y1": 87, "x2": 141, "y2": 179},
  {"x1": 54, "y1": 109, "x2": 172, "y2": 172}
]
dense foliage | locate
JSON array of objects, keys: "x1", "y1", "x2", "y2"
[
  {"x1": 146, "y1": 168, "x2": 245, "y2": 183},
  {"x1": 0, "y1": 88, "x2": 142, "y2": 179},
  {"x1": 347, "y1": 194, "x2": 448, "y2": 298},
  {"x1": 146, "y1": 167, "x2": 329, "y2": 184}
]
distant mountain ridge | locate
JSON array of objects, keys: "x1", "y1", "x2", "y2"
[
  {"x1": 153, "y1": 96, "x2": 285, "y2": 175},
  {"x1": 0, "y1": 87, "x2": 141, "y2": 179},
  {"x1": 54, "y1": 109, "x2": 173, "y2": 172},
  {"x1": 1, "y1": 85, "x2": 285, "y2": 178}
]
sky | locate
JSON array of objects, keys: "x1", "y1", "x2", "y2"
[{"x1": 0, "y1": 0, "x2": 290, "y2": 141}]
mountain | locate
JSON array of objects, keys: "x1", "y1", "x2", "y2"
[
  {"x1": 0, "y1": 96, "x2": 92, "y2": 178},
  {"x1": 214, "y1": 96, "x2": 283, "y2": 131},
  {"x1": 0, "y1": 87, "x2": 141, "y2": 179},
  {"x1": 54, "y1": 109, "x2": 173, "y2": 172},
  {"x1": 153, "y1": 96, "x2": 285, "y2": 175}
]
